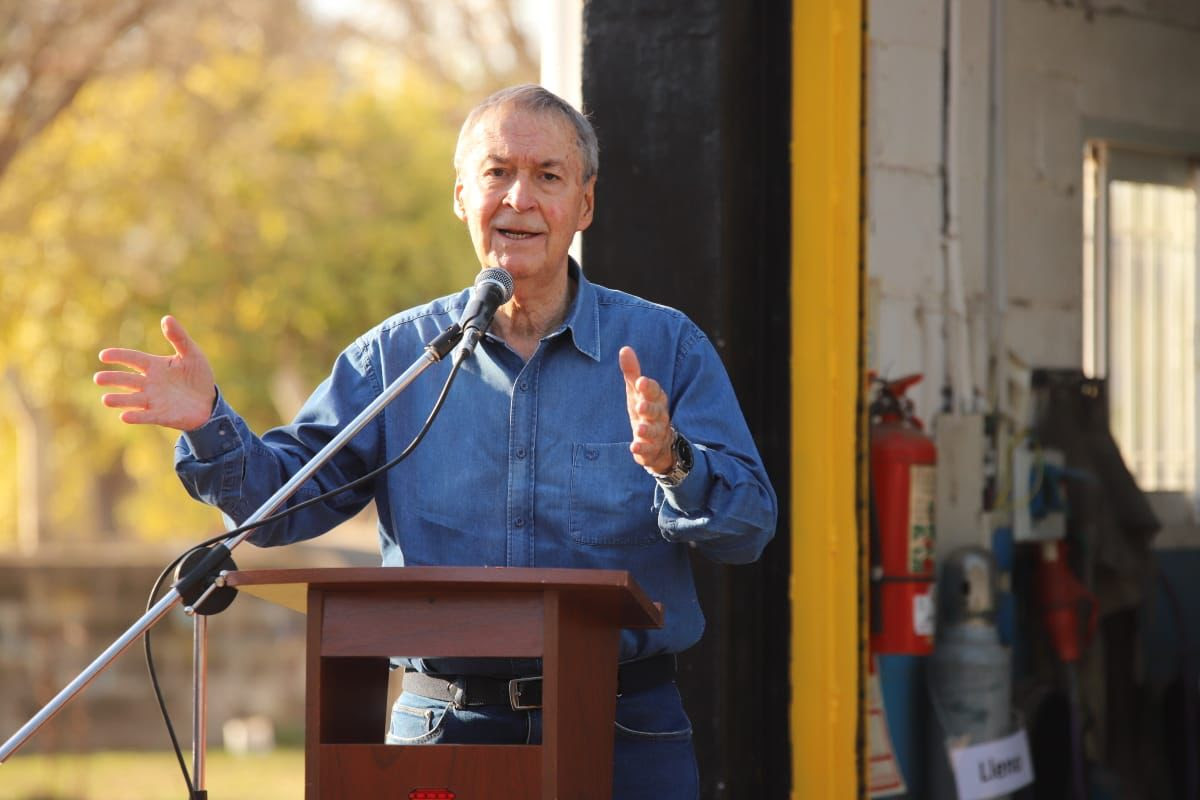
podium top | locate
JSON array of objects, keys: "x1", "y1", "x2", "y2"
[{"x1": 225, "y1": 566, "x2": 663, "y2": 629}]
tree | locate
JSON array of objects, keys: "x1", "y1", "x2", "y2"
[
  {"x1": 0, "y1": 0, "x2": 337, "y2": 546},
  {"x1": 0, "y1": 1, "x2": 537, "y2": 547},
  {"x1": 318, "y1": 0, "x2": 538, "y2": 91}
]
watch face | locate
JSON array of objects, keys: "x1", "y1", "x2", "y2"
[
  {"x1": 651, "y1": 428, "x2": 693, "y2": 486},
  {"x1": 674, "y1": 432, "x2": 694, "y2": 472}
]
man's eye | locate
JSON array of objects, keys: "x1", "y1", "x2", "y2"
[
  {"x1": 542, "y1": 172, "x2": 560, "y2": 182},
  {"x1": 484, "y1": 168, "x2": 506, "y2": 178}
]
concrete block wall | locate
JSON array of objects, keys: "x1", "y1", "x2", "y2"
[
  {"x1": 867, "y1": 0, "x2": 948, "y2": 421},
  {"x1": 0, "y1": 540, "x2": 374, "y2": 753},
  {"x1": 867, "y1": 0, "x2": 1200, "y2": 423}
]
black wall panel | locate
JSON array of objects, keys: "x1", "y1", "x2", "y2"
[{"x1": 582, "y1": 1, "x2": 793, "y2": 796}]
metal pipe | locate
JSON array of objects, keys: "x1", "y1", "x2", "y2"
[
  {"x1": 193, "y1": 614, "x2": 208, "y2": 793},
  {"x1": 943, "y1": 0, "x2": 975, "y2": 414},
  {"x1": 987, "y1": 0, "x2": 1008, "y2": 419}
]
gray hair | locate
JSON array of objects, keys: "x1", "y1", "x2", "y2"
[{"x1": 453, "y1": 84, "x2": 599, "y2": 182}]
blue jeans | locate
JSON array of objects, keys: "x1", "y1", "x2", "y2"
[{"x1": 387, "y1": 681, "x2": 700, "y2": 800}]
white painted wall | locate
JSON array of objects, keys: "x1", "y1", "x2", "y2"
[
  {"x1": 867, "y1": 0, "x2": 1200, "y2": 426},
  {"x1": 866, "y1": 0, "x2": 949, "y2": 421},
  {"x1": 538, "y1": 0, "x2": 584, "y2": 263},
  {"x1": 1004, "y1": 2, "x2": 1200, "y2": 373}
]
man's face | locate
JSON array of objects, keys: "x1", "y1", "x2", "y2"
[{"x1": 454, "y1": 105, "x2": 595, "y2": 284}]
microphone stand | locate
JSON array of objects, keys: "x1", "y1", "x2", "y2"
[
  {"x1": 0, "y1": 323, "x2": 464, "y2": 786},
  {"x1": 193, "y1": 614, "x2": 209, "y2": 799}
]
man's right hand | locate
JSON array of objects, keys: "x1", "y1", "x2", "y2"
[{"x1": 94, "y1": 315, "x2": 217, "y2": 431}]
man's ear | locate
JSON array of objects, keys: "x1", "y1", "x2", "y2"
[
  {"x1": 452, "y1": 179, "x2": 467, "y2": 222},
  {"x1": 577, "y1": 175, "x2": 597, "y2": 232}
]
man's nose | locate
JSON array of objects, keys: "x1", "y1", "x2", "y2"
[{"x1": 504, "y1": 176, "x2": 536, "y2": 211}]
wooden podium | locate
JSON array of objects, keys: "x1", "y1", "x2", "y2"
[{"x1": 225, "y1": 567, "x2": 663, "y2": 799}]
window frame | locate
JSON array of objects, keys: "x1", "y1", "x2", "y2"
[{"x1": 1083, "y1": 141, "x2": 1200, "y2": 523}]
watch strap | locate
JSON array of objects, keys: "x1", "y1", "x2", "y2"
[{"x1": 648, "y1": 426, "x2": 693, "y2": 487}]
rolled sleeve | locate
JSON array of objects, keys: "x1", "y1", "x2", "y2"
[
  {"x1": 175, "y1": 390, "x2": 249, "y2": 509},
  {"x1": 648, "y1": 331, "x2": 778, "y2": 563}
]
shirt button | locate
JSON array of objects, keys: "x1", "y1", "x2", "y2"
[
  {"x1": 586, "y1": 448, "x2": 598, "y2": 460},
  {"x1": 516, "y1": 448, "x2": 527, "y2": 459},
  {"x1": 514, "y1": 517, "x2": 525, "y2": 528},
  {"x1": 519, "y1": 381, "x2": 529, "y2": 392}
]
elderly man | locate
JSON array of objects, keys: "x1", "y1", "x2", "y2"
[{"x1": 95, "y1": 84, "x2": 777, "y2": 798}]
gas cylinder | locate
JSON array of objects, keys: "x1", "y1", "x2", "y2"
[
  {"x1": 870, "y1": 374, "x2": 937, "y2": 655},
  {"x1": 927, "y1": 547, "x2": 1014, "y2": 800}
]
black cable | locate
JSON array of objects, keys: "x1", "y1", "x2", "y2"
[
  {"x1": 145, "y1": 555, "x2": 198, "y2": 795},
  {"x1": 144, "y1": 348, "x2": 465, "y2": 796}
]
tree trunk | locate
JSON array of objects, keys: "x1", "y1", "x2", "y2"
[
  {"x1": 2, "y1": 369, "x2": 50, "y2": 552},
  {"x1": 91, "y1": 460, "x2": 132, "y2": 540}
]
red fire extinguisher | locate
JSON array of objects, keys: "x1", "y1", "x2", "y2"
[{"x1": 870, "y1": 374, "x2": 937, "y2": 655}]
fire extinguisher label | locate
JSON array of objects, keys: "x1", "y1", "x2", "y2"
[
  {"x1": 908, "y1": 464, "x2": 936, "y2": 572},
  {"x1": 914, "y1": 589, "x2": 935, "y2": 637}
]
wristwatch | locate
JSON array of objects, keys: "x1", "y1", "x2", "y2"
[{"x1": 648, "y1": 426, "x2": 694, "y2": 487}]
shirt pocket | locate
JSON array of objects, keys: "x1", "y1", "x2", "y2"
[{"x1": 568, "y1": 442, "x2": 659, "y2": 546}]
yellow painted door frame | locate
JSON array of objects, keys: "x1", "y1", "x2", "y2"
[{"x1": 790, "y1": 0, "x2": 865, "y2": 797}]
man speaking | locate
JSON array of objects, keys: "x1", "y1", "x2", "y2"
[{"x1": 94, "y1": 84, "x2": 777, "y2": 798}]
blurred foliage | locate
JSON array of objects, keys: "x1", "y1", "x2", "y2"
[{"x1": 0, "y1": 1, "x2": 531, "y2": 546}]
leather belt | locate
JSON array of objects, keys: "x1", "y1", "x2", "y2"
[{"x1": 401, "y1": 653, "x2": 677, "y2": 711}]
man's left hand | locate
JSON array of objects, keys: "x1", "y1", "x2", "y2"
[{"x1": 619, "y1": 345, "x2": 674, "y2": 474}]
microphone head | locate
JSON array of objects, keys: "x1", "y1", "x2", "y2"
[{"x1": 476, "y1": 267, "x2": 514, "y2": 302}]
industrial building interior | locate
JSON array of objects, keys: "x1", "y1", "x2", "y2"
[
  {"x1": 864, "y1": 1, "x2": 1200, "y2": 798},
  {"x1": 568, "y1": 0, "x2": 1200, "y2": 796}
]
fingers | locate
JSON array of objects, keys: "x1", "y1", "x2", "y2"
[
  {"x1": 96, "y1": 316, "x2": 195, "y2": 368},
  {"x1": 619, "y1": 345, "x2": 673, "y2": 472},
  {"x1": 97, "y1": 347, "x2": 155, "y2": 373},
  {"x1": 618, "y1": 346, "x2": 641, "y2": 386},
  {"x1": 95, "y1": 349, "x2": 151, "y2": 425},
  {"x1": 100, "y1": 390, "x2": 147, "y2": 410},
  {"x1": 97, "y1": 384, "x2": 174, "y2": 427},
  {"x1": 95, "y1": 316, "x2": 217, "y2": 430},
  {"x1": 99, "y1": 386, "x2": 158, "y2": 427},
  {"x1": 118, "y1": 410, "x2": 154, "y2": 425},
  {"x1": 94, "y1": 353, "x2": 152, "y2": 421},
  {"x1": 94, "y1": 369, "x2": 146, "y2": 390},
  {"x1": 619, "y1": 347, "x2": 667, "y2": 414},
  {"x1": 620, "y1": 346, "x2": 667, "y2": 411},
  {"x1": 160, "y1": 315, "x2": 194, "y2": 358},
  {"x1": 629, "y1": 387, "x2": 668, "y2": 433}
]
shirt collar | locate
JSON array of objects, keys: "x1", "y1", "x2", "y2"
[{"x1": 557, "y1": 257, "x2": 601, "y2": 362}]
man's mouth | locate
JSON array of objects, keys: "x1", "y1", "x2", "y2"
[{"x1": 498, "y1": 228, "x2": 541, "y2": 240}]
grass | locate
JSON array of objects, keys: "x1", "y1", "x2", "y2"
[{"x1": 0, "y1": 748, "x2": 305, "y2": 800}]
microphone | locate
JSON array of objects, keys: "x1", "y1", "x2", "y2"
[{"x1": 453, "y1": 267, "x2": 514, "y2": 362}]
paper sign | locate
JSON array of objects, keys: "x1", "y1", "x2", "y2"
[{"x1": 949, "y1": 727, "x2": 1035, "y2": 799}]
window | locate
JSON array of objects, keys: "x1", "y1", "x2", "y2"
[{"x1": 1083, "y1": 143, "x2": 1198, "y2": 498}]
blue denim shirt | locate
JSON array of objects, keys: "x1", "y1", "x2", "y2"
[{"x1": 175, "y1": 262, "x2": 777, "y2": 665}]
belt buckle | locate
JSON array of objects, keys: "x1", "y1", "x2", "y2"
[{"x1": 508, "y1": 676, "x2": 542, "y2": 710}]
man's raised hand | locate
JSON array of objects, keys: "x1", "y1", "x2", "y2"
[
  {"x1": 94, "y1": 315, "x2": 217, "y2": 431},
  {"x1": 619, "y1": 345, "x2": 674, "y2": 475}
]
